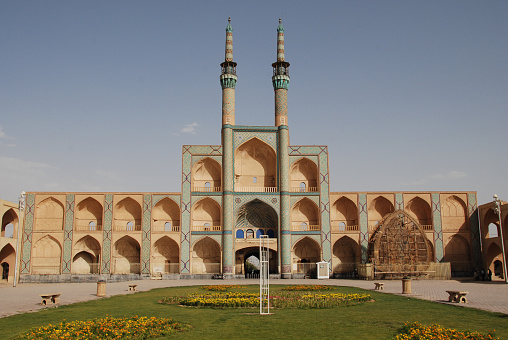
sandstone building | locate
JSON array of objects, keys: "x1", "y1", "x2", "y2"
[{"x1": 1, "y1": 19, "x2": 501, "y2": 283}]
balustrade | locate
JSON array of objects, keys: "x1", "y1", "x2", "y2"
[
  {"x1": 331, "y1": 224, "x2": 359, "y2": 233},
  {"x1": 291, "y1": 224, "x2": 320, "y2": 232},
  {"x1": 75, "y1": 225, "x2": 103, "y2": 232},
  {"x1": 191, "y1": 225, "x2": 222, "y2": 232},
  {"x1": 192, "y1": 186, "x2": 222, "y2": 192},
  {"x1": 235, "y1": 187, "x2": 278, "y2": 193},
  {"x1": 289, "y1": 187, "x2": 318, "y2": 193}
]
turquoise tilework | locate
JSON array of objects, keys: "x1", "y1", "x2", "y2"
[
  {"x1": 281, "y1": 195, "x2": 291, "y2": 273},
  {"x1": 181, "y1": 147, "x2": 193, "y2": 273},
  {"x1": 233, "y1": 195, "x2": 280, "y2": 213},
  {"x1": 223, "y1": 194, "x2": 234, "y2": 274},
  {"x1": 20, "y1": 193, "x2": 35, "y2": 274},
  {"x1": 233, "y1": 131, "x2": 278, "y2": 151},
  {"x1": 101, "y1": 194, "x2": 113, "y2": 274},
  {"x1": 432, "y1": 193, "x2": 444, "y2": 261},
  {"x1": 358, "y1": 194, "x2": 368, "y2": 263},
  {"x1": 395, "y1": 193, "x2": 404, "y2": 210},
  {"x1": 467, "y1": 193, "x2": 482, "y2": 272},
  {"x1": 62, "y1": 194, "x2": 75, "y2": 274},
  {"x1": 141, "y1": 194, "x2": 152, "y2": 274},
  {"x1": 289, "y1": 155, "x2": 318, "y2": 166}
]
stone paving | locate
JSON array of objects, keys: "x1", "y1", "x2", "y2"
[{"x1": 1, "y1": 278, "x2": 507, "y2": 318}]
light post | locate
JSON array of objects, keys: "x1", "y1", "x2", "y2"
[
  {"x1": 13, "y1": 191, "x2": 25, "y2": 287},
  {"x1": 493, "y1": 194, "x2": 508, "y2": 284}
]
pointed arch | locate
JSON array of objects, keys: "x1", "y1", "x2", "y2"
[
  {"x1": 152, "y1": 236, "x2": 179, "y2": 273},
  {"x1": 0, "y1": 244, "x2": 15, "y2": 281},
  {"x1": 486, "y1": 243, "x2": 503, "y2": 277},
  {"x1": 192, "y1": 197, "x2": 221, "y2": 230},
  {"x1": 332, "y1": 236, "x2": 360, "y2": 274},
  {"x1": 368, "y1": 196, "x2": 394, "y2": 230},
  {"x1": 1, "y1": 208, "x2": 18, "y2": 238},
  {"x1": 331, "y1": 197, "x2": 358, "y2": 228},
  {"x1": 442, "y1": 195, "x2": 467, "y2": 231},
  {"x1": 114, "y1": 197, "x2": 142, "y2": 231},
  {"x1": 72, "y1": 235, "x2": 101, "y2": 274},
  {"x1": 35, "y1": 197, "x2": 64, "y2": 231},
  {"x1": 192, "y1": 237, "x2": 221, "y2": 274},
  {"x1": 75, "y1": 197, "x2": 103, "y2": 231},
  {"x1": 113, "y1": 236, "x2": 140, "y2": 274},
  {"x1": 406, "y1": 197, "x2": 432, "y2": 226},
  {"x1": 290, "y1": 157, "x2": 318, "y2": 192},
  {"x1": 291, "y1": 197, "x2": 320, "y2": 231},
  {"x1": 192, "y1": 157, "x2": 222, "y2": 191},
  {"x1": 293, "y1": 236, "x2": 321, "y2": 262},
  {"x1": 444, "y1": 234, "x2": 472, "y2": 276},
  {"x1": 32, "y1": 235, "x2": 62, "y2": 274},
  {"x1": 482, "y1": 208, "x2": 499, "y2": 240},
  {"x1": 152, "y1": 197, "x2": 181, "y2": 232},
  {"x1": 235, "y1": 137, "x2": 277, "y2": 190}
]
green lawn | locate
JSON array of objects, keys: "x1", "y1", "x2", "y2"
[{"x1": 1, "y1": 285, "x2": 506, "y2": 339}]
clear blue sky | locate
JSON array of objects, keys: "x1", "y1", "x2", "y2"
[{"x1": 1, "y1": 1, "x2": 507, "y2": 205}]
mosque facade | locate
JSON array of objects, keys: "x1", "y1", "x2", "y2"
[{"x1": 1, "y1": 20, "x2": 502, "y2": 284}]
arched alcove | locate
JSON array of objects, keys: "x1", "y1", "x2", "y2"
[
  {"x1": 293, "y1": 237, "x2": 321, "y2": 276},
  {"x1": 152, "y1": 198, "x2": 181, "y2": 232},
  {"x1": 72, "y1": 236, "x2": 101, "y2": 274},
  {"x1": 1, "y1": 209, "x2": 18, "y2": 238},
  {"x1": 406, "y1": 197, "x2": 432, "y2": 227},
  {"x1": 289, "y1": 158, "x2": 318, "y2": 192},
  {"x1": 234, "y1": 138, "x2": 277, "y2": 191},
  {"x1": 152, "y1": 236, "x2": 179, "y2": 274},
  {"x1": 113, "y1": 236, "x2": 140, "y2": 274},
  {"x1": 443, "y1": 234, "x2": 472, "y2": 276},
  {"x1": 236, "y1": 199, "x2": 278, "y2": 239},
  {"x1": 35, "y1": 197, "x2": 64, "y2": 231},
  {"x1": 0, "y1": 244, "x2": 15, "y2": 281},
  {"x1": 114, "y1": 198, "x2": 142, "y2": 231},
  {"x1": 75, "y1": 197, "x2": 103, "y2": 231},
  {"x1": 331, "y1": 197, "x2": 358, "y2": 230},
  {"x1": 32, "y1": 235, "x2": 62, "y2": 274},
  {"x1": 191, "y1": 198, "x2": 221, "y2": 231},
  {"x1": 291, "y1": 198, "x2": 319, "y2": 231},
  {"x1": 442, "y1": 195, "x2": 467, "y2": 231},
  {"x1": 191, "y1": 158, "x2": 222, "y2": 192},
  {"x1": 192, "y1": 237, "x2": 221, "y2": 274},
  {"x1": 368, "y1": 196, "x2": 394, "y2": 232},
  {"x1": 332, "y1": 236, "x2": 360, "y2": 276}
]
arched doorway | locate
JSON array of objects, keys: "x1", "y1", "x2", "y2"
[
  {"x1": 443, "y1": 234, "x2": 472, "y2": 277},
  {"x1": 1, "y1": 262, "x2": 9, "y2": 280},
  {"x1": 235, "y1": 246, "x2": 277, "y2": 277}
]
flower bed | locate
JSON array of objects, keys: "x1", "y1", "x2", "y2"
[
  {"x1": 13, "y1": 316, "x2": 189, "y2": 340},
  {"x1": 162, "y1": 291, "x2": 372, "y2": 309},
  {"x1": 200, "y1": 285, "x2": 246, "y2": 291},
  {"x1": 393, "y1": 322, "x2": 499, "y2": 340},
  {"x1": 282, "y1": 285, "x2": 333, "y2": 291}
]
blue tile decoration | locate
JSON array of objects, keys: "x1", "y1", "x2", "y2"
[
  {"x1": 141, "y1": 194, "x2": 152, "y2": 274},
  {"x1": 101, "y1": 194, "x2": 113, "y2": 274},
  {"x1": 431, "y1": 193, "x2": 444, "y2": 262},
  {"x1": 358, "y1": 194, "x2": 368, "y2": 263},
  {"x1": 62, "y1": 194, "x2": 75, "y2": 274},
  {"x1": 20, "y1": 193, "x2": 35, "y2": 274},
  {"x1": 395, "y1": 193, "x2": 404, "y2": 210}
]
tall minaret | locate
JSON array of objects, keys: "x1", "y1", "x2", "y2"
[
  {"x1": 220, "y1": 17, "x2": 237, "y2": 126},
  {"x1": 221, "y1": 18, "x2": 236, "y2": 278},
  {"x1": 272, "y1": 18, "x2": 290, "y2": 127},
  {"x1": 274, "y1": 19, "x2": 292, "y2": 279}
]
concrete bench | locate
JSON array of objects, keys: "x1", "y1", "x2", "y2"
[
  {"x1": 40, "y1": 293, "x2": 61, "y2": 305},
  {"x1": 128, "y1": 284, "x2": 138, "y2": 291},
  {"x1": 446, "y1": 290, "x2": 468, "y2": 303},
  {"x1": 374, "y1": 282, "x2": 384, "y2": 290}
]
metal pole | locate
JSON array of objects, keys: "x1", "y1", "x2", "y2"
[
  {"x1": 13, "y1": 191, "x2": 25, "y2": 287},
  {"x1": 493, "y1": 195, "x2": 508, "y2": 284}
]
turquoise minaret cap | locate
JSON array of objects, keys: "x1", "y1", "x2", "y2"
[
  {"x1": 277, "y1": 18, "x2": 284, "y2": 33},
  {"x1": 226, "y1": 17, "x2": 233, "y2": 33}
]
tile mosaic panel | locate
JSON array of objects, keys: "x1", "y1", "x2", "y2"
[
  {"x1": 101, "y1": 194, "x2": 113, "y2": 274},
  {"x1": 358, "y1": 194, "x2": 368, "y2": 263},
  {"x1": 431, "y1": 193, "x2": 444, "y2": 262},
  {"x1": 20, "y1": 193, "x2": 35, "y2": 274},
  {"x1": 233, "y1": 131, "x2": 278, "y2": 151},
  {"x1": 395, "y1": 193, "x2": 404, "y2": 210},
  {"x1": 141, "y1": 194, "x2": 152, "y2": 274},
  {"x1": 61, "y1": 194, "x2": 75, "y2": 274}
]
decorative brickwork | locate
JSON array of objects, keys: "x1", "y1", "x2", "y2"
[
  {"x1": 20, "y1": 193, "x2": 35, "y2": 274},
  {"x1": 141, "y1": 194, "x2": 152, "y2": 274},
  {"x1": 358, "y1": 194, "x2": 369, "y2": 263},
  {"x1": 395, "y1": 193, "x2": 404, "y2": 210},
  {"x1": 432, "y1": 193, "x2": 444, "y2": 261},
  {"x1": 101, "y1": 194, "x2": 113, "y2": 274}
]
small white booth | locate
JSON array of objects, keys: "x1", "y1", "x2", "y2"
[{"x1": 316, "y1": 261, "x2": 330, "y2": 279}]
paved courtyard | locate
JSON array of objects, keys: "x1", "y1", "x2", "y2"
[{"x1": 1, "y1": 278, "x2": 507, "y2": 318}]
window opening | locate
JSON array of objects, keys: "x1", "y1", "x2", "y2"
[{"x1": 165, "y1": 222, "x2": 172, "y2": 232}]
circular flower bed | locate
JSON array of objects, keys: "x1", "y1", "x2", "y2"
[
  {"x1": 393, "y1": 322, "x2": 499, "y2": 340},
  {"x1": 163, "y1": 292, "x2": 260, "y2": 308},
  {"x1": 13, "y1": 316, "x2": 189, "y2": 340}
]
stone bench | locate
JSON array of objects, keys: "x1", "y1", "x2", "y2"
[
  {"x1": 128, "y1": 284, "x2": 138, "y2": 291},
  {"x1": 374, "y1": 282, "x2": 384, "y2": 290},
  {"x1": 446, "y1": 290, "x2": 468, "y2": 303},
  {"x1": 40, "y1": 293, "x2": 61, "y2": 305}
]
